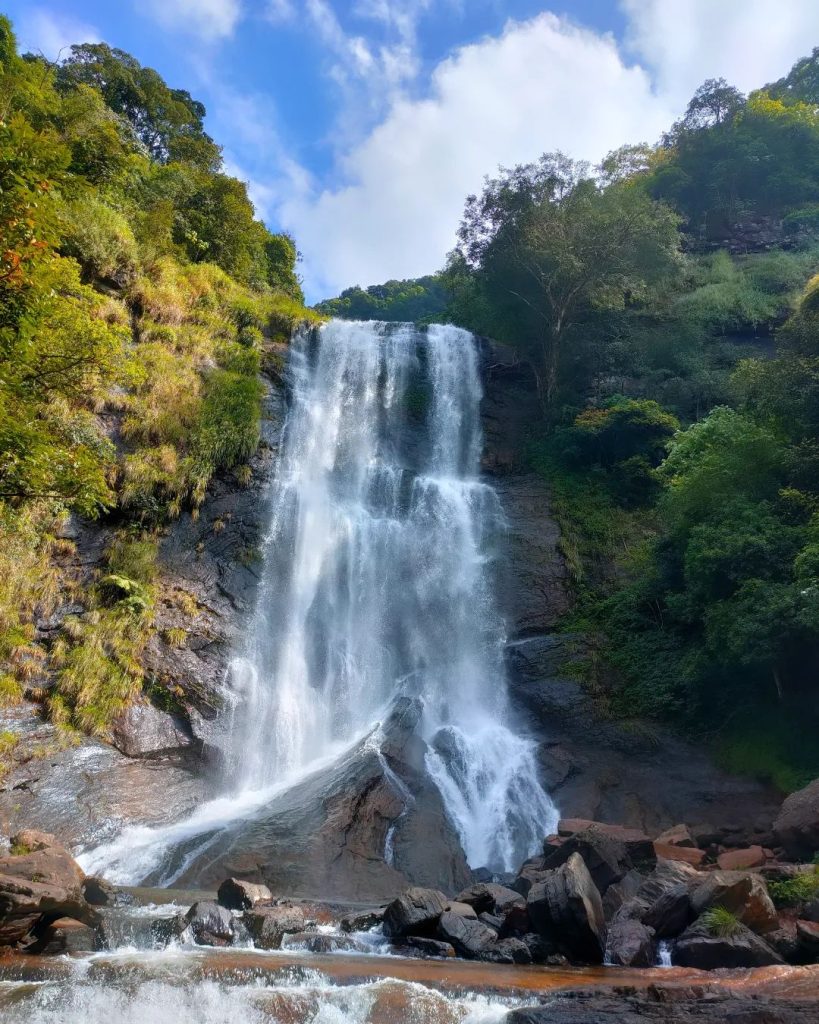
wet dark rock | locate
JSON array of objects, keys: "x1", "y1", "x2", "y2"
[
  {"x1": 480, "y1": 936, "x2": 532, "y2": 964},
  {"x1": 24, "y1": 916, "x2": 97, "y2": 955},
  {"x1": 479, "y1": 912, "x2": 503, "y2": 931},
  {"x1": 511, "y1": 857, "x2": 547, "y2": 897},
  {"x1": 445, "y1": 900, "x2": 478, "y2": 919},
  {"x1": 183, "y1": 900, "x2": 236, "y2": 947},
  {"x1": 217, "y1": 877, "x2": 272, "y2": 910},
  {"x1": 383, "y1": 887, "x2": 447, "y2": 939},
  {"x1": 150, "y1": 914, "x2": 185, "y2": 945},
  {"x1": 168, "y1": 698, "x2": 471, "y2": 900},
  {"x1": 690, "y1": 870, "x2": 778, "y2": 934},
  {"x1": 526, "y1": 852, "x2": 606, "y2": 964},
  {"x1": 542, "y1": 824, "x2": 656, "y2": 895},
  {"x1": 280, "y1": 931, "x2": 367, "y2": 953},
  {"x1": 605, "y1": 918, "x2": 656, "y2": 966},
  {"x1": 437, "y1": 909, "x2": 498, "y2": 957},
  {"x1": 405, "y1": 935, "x2": 455, "y2": 957},
  {"x1": 0, "y1": 830, "x2": 96, "y2": 947},
  {"x1": 672, "y1": 917, "x2": 783, "y2": 969},
  {"x1": 775, "y1": 778, "x2": 819, "y2": 860},
  {"x1": 82, "y1": 876, "x2": 116, "y2": 907},
  {"x1": 243, "y1": 904, "x2": 305, "y2": 949},
  {"x1": 655, "y1": 824, "x2": 697, "y2": 849},
  {"x1": 602, "y1": 869, "x2": 642, "y2": 922},
  {"x1": 796, "y1": 919, "x2": 819, "y2": 961},
  {"x1": 641, "y1": 884, "x2": 693, "y2": 938},
  {"x1": 504, "y1": 988, "x2": 813, "y2": 1024},
  {"x1": 340, "y1": 907, "x2": 384, "y2": 933}
]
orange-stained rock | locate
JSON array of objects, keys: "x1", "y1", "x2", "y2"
[
  {"x1": 655, "y1": 824, "x2": 697, "y2": 849},
  {"x1": 653, "y1": 842, "x2": 706, "y2": 867},
  {"x1": 717, "y1": 846, "x2": 766, "y2": 871}
]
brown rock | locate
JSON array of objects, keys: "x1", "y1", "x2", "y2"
[
  {"x1": 25, "y1": 916, "x2": 97, "y2": 955},
  {"x1": 0, "y1": 830, "x2": 94, "y2": 947},
  {"x1": 217, "y1": 877, "x2": 272, "y2": 910},
  {"x1": 653, "y1": 842, "x2": 706, "y2": 867},
  {"x1": 243, "y1": 904, "x2": 305, "y2": 949},
  {"x1": 444, "y1": 900, "x2": 477, "y2": 919},
  {"x1": 605, "y1": 918, "x2": 656, "y2": 966},
  {"x1": 690, "y1": 870, "x2": 778, "y2": 934},
  {"x1": 716, "y1": 846, "x2": 766, "y2": 871},
  {"x1": 655, "y1": 824, "x2": 697, "y2": 849}
]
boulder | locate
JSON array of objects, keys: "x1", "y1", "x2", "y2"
[
  {"x1": 243, "y1": 904, "x2": 305, "y2": 950},
  {"x1": 672, "y1": 917, "x2": 783, "y2": 969},
  {"x1": 716, "y1": 846, "x2": 766, "y2": 871},
  {"x1": 183, "y1": 901, "x2": 235, "y2": 947},
  {"x1": 406, "y1": 935, "x2": 455, "y2": 957},
  {"x1": 0, "y1": 830, "x2": 95, "y2": 947},
  {"x1": 796, "y1": 919, "x2": 819, "y2": 962},
  {"x1": 480, "y1": 937, "x2": 532, "y2": 964},
  {"x1": 601, "y1": 869, "x2": 642, "y2": 922},
  {"x1": 691, "y1": 870, "x2": 778, "y2": 934},
  {"x1": 340, "y1": 907, "x2": 384, "y2": 933},
  {"x1": 437, "y1": 910, "x2": 498, "y2": 958},
  {"x1": 655, "y1": 825, "x2": 697, "y2": 849},
  {"x1": 111, "y1": 701, "x2": 194, "y2": 758},
  {"x1": 512, "y1": 858, "x2": 547, "y2": 897},
  {"x1": 25, "y1": 916, "x2": 97, "y2": 955},
  {"x1": 281, "y1": 931, "x2": 368, "y2": 954},
  {"x1": 81, "y1": 876, "x2": 116, "y2": 907},
  {"x1": 605, "y1": 918, "x2": 656, "y2": 967},
  {"x1": 217, "y1": 877, "x2": 272, "y2": 910},
  {"x1": 382, "y1": 887, "x2": 447, "y2": 939},
  {"x1": 542, "y1": 825, "x2": 655, "y2": 896},
  {"x1": 455, "y1": 882, "x2": 528, "y2": 935},
  {"x1": 641, "y1": 884, "x2": 692, "y2": 939},
  {"x1": 774, "y1": 779, "x2": 819, "y2": 859},
  {"x1": 444, "y1": 900, "x2": 477, "y2": 919},
  {"x1": 653, "y1": 842, "x2": 706, "y2": 867},
  {"x1": 526, "y1": 852, "x2": 606, "y2": 964}
]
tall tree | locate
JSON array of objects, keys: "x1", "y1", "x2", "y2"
[{"x1": 452, "y1": 154, "x2": 680, "y2": 404}]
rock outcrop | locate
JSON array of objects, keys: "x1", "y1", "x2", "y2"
[
  {"x1": 526, "y1": 852, "x2": 606, "y2": 964},
  {"x1": 775, "y1": 779, "x2": 819, "y2": 860}
]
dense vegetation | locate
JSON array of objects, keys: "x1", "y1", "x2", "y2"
[
  {"x1": 315, "y1": 275, "x2": 448, "y2": 323},
  {"x1": 437, "y1": 61, "x2": 819, "y2": 789},
  {"x1": 0, "y1": 16, "x2": 315, "y2": 742}
]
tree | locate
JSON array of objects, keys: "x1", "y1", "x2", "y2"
[
  {"x1": 452, "y1": 154, "x2": 680, "y2": 404},
  {"x1": 767, "y1": 47, "x2": 819, "y2": 107},
  {"x1": 56, "y1": 44, "x2": 221, "y2": 170}
]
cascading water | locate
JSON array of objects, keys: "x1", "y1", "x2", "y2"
[
  {"x1": 227, "y1": 319, "x2": 555, "y2": 870},
  {"x1": 80, "y1": 319, "x2": 556, "y2": 882}
]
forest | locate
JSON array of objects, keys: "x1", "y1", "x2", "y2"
[
  {"x1": 0, "y1": 16, "x2": 315, "y2": 736},
  {"x1": 325, "y1": 56, "x2": 819, "y2": 789}
]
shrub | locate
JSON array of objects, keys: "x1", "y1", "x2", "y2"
[
  {"x1": 60, "y1": 195, "x2": 138, "y2": 282},
  {"x1": 768, "y1": 870, "x2": 819, "y2": 908},
  {"x1": 700, "y1": 907, "x2": 741, "y2": 937}
]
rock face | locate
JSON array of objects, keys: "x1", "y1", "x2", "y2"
[
  {"x1": 775, "y1": 778, "x2": 819, "y2": 859},
  {"x1": 672, "y1": 917, "x2": 783, "y2": 969},
  {"x1": 164, "y1": 698, "x2": 471, "y2": 901},
  {"x1": 526, "y1": 852, "x2": 606, "y2": 963},
  {"x1": 0, "y1": 831, "x2": 96, "y2": 947}
]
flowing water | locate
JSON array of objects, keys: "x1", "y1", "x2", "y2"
[{"x1": 81, "y1": 320, "x2": 555, "y2": 882}]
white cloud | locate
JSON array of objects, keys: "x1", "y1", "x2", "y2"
[
  {"x1": 265, "y1": 0, "x2": 296, "y2": 25},
  {"x1": 621, "y1": 0, "x2": 819, "y2": 102},
  {"x1": 233, "y1": 0, "x2": 819, "y2": 301},
  {"x1": 141, "y1": 0, "x2": 243, "y2": 42},
  {"x1": 16, "y1": 8, "x2": 100, "y2": 60},
  {"x1": 281, "y1": 13, "x2": 673, "y2": 300}
]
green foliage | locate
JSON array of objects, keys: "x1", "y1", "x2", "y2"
[
  {"x1": 768, "y1": 870, "x2": 819, "y2": 908},
  {"x1": 316, "y1": 275, "x2": 448, "y2": 322},
  {"x1": 700, "y1": 907, "x2": 742, "y2": 937}
]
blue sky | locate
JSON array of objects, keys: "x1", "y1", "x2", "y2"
[{"x1": 7, "y1": 1, "x2": 819, "y2": 301}]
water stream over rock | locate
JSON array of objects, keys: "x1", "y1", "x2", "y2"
[{"x1": 79, "y1": 320, "x2": 556, "y2": 890}]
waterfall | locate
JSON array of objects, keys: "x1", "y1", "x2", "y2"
[
  {"x1": 228, "y1": 319, "x2": 555, "y2": 870},
  {"x1": 79, "y1": 319, "x2": 556, "y2": 881}
]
